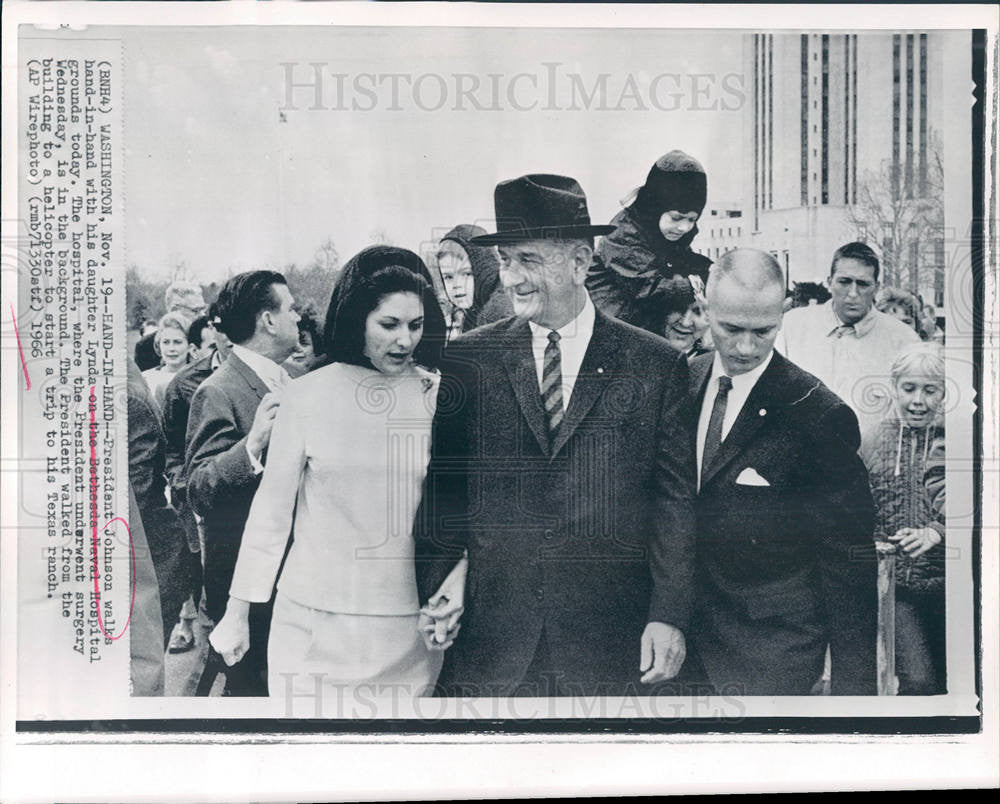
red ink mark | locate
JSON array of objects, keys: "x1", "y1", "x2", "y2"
[
  {"x1": 10, "y1": 303, "x2": 31, "y2": 389},
  {"x1": 90, "y1": 386, "x2": 135, "y2": 640}
]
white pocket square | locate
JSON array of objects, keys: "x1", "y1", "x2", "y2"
[{"x1": 735, "y1": 467, "x2": 771, "y2": 486}]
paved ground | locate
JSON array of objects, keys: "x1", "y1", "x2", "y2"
[{"x1": 164, "y1": 615, "x2": 224, "y2": 697}]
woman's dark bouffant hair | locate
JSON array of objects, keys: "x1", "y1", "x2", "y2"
[{"x1": 325, "y1": 263, "x2": 445, "y2": 371}]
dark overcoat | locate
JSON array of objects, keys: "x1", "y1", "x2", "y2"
[
  {"x1": 688, "y1": 350, "x2": 878, "y2": 695},
  {"x1": 415, "y1": 310, "x2": 697, "y2": 696}
]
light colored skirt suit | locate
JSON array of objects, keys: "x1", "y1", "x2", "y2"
[{"x1": 229, "y1": 362, "x2": 442, "y2": 702}]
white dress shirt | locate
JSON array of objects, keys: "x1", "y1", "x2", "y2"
[
  {"x1": 527, "y1": 292, "x2": 596, "y2": 409},
  {"x1": 696, "y1": 350, "x2": 773, "y2": 485},
  {"x1": 230, "y1": 343, "x2": 291, "y2": 473}
]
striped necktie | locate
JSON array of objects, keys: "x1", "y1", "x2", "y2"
[{"x1": 541, "y1": 330, "x2": 564, "y2": 442}]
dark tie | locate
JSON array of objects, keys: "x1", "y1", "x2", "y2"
[
  {"x1": 541, "y1": 330, "x2": 564, "y2": 443},
  {"x1": 701, "y1": 375, "x2": 733, "y2": 483},
  {"x1": 834, "y1": 324, "x2": 856, "y2": 338}
]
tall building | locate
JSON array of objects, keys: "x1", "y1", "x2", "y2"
[{"x1": 700, "y1": 32, "x2": 944, "y2": 306}]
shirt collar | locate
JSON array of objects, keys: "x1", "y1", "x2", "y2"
[
  {"x1": 231, "y1": 343, "x2": 288, "y2": 392},
  {"x1": 709, "y1": 349, "x2": 774, "y2": 394},
  {"x1": 825, "y1": 300, "x2": 878, "y2": 338},
  {"x1": 528, "y1": 292, "x2": 596, "y2": 343}
]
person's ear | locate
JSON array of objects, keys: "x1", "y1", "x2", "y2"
[{"x1": 571, "y1": 243, "x2": 593, "y2": 284}]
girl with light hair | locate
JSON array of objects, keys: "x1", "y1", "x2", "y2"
[{"x1": 860, "y1": 343, "x2": 946, "y2": 695}]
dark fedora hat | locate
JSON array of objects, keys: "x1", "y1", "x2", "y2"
[{"x1": 469, "y1": 174, "x2": 616, "y2": 245}]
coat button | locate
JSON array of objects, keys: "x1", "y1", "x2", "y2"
[
  {"x1": 534, "y1": 588, "x2": 545, "y2": 601},
  {"x1": 751, "y1": 538, "x2": 759, "y2": 545},
  {"x1": 544, "y1": 529, "x2": 554, "y2": 540}
]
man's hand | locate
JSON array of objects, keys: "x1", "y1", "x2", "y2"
[
  {"x1": 247, "y1": 392, "x2": 281, "y2": 459},
  {"x1": 418, "y1": 558, "x2": 467, "y2": 651},
  {"x1": 890, "y1": 526, "x2": 942, "y2": 558},
  {"x1": 639, "y1": 621, "x2": 686, "y2": 684},
  {"x1": 209, "y1": 598, "x2": 251, "y2": 666}
]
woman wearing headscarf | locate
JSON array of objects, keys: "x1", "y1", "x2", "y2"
[
  {"x1": 586, "y1": 150, "x2": 713, "y2": 339},
  {"x1": 435, "y1": 224, "x2": 514, "y2": 342},
  {"x1": 209, "y1": 246, "x2": 458, "y2": 702}
]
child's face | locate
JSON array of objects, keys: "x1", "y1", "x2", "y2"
[
  {"x1": 894, "y1": 373, "x2": 944, "y2": 427},
  {"x1": 658, "y1": 210, "x2": 699, "y2": 242}
]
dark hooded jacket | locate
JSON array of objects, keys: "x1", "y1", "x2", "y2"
[
  {"x1": 437, "y1": 224, "x2": 514, "y2": 333},
  {"x1": 322, "y1": 244, "x2": 447, "y2": 371},
  {"x1": 587, "y1": 205, "x2": 712, "y2": 336},
  {"x1": 861, "y1": 413, "x2": 945, "y2": 598}
]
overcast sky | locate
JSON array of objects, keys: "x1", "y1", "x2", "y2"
[{"x1": 123, "y1": 26, "x2": 745, "y2": 281}]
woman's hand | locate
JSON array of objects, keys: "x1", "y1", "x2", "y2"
[
  {"x1": 890, "y1": 527, "x2": 942, "y2": 558},
  {"x1": 208, "y1": 597, "x2": 251, "y2": 666},
  {"x1": 418, "y1": 557, "x2": 467, "y2": 651}
]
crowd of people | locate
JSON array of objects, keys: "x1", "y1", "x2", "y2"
[{"x1": 127, "y1": 151, "x2": 947, "y2": 701}]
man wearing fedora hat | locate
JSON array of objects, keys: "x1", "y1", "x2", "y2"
[{"x1": 415, "y1": 174, "x2": 697, "y2": 697}]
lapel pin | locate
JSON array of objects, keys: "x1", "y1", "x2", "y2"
[
  {"x1": 596, "y1": 367, "x2": 604, "y2": 374},
  {"x1": 758, "y1": 408, "x2": 767, "y2": 416}
]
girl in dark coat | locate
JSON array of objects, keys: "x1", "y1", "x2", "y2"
[
  {"x1": 586, "y1": 150, "x2": 713, "y2": 338},
  {"x1": 435, "y1": 224, "x2": 514, "y2": 342},
  {"x1": 860, "y1": 344, "x2": 946, "y2": 695}
]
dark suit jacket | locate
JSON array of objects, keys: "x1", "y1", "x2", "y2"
[
  {"x1": 163, "y1": 352, "x2": 217, "y2": 501},
  {"x1": 127, "y1": 359, "x2": 187, "y2": 649},
  {"x1": 689, "y1": 350, "x2": 877, "y2": 695},
  {"x1": 184, "y1": 353, "x2": 269, "y2": 621},
  {"x1": 415, "y1": 310, "x2": 696, "y2": 696}
]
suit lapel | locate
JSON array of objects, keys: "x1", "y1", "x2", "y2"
[
  {"x1": 228, "y1": 352, "x2": 271, "y2": 402},
  {"x1": 700, "y1": 354, "x2": 785, "y2": 487},
  {"x1": 549, "y1": 312, "x2": 620, "y2": 457},
  {"x1": 502, "y1": 322, "x2": 551, "y2": 457}
]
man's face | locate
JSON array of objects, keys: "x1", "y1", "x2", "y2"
[
  {"x1": 265, "y1": 283, "x2": 301, "y2": 360},
  {"x1": 437, "y1": 243, "x2": 475, "y2": 311},
  {"x1": 172, "y1": 301, "x2": 207, "y2": 320},
  {"x1": 706, "y1": 275, "x2": 784, "y2": 376},
  {"x1": 497, "y1": 239, "x2": 587, "y2": 329},
  {"x1": 829, "y1": 257, "x2": 878, "y2": 325},
  {"x1": 192, "y1": 326, "x2": 217, "y2": 361}
]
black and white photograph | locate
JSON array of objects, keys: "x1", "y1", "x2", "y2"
[{"x1": 1, "y1": 1, "x2": 996, "y2": 799}]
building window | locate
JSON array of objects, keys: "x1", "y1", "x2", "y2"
[
  {"x1": 893, "y1": 34, "x2": 901, "y2": 201},
  {"x1": 919, "y1": 33, "x2": 928, "y2": 194},
  {"x1": 905, "y1": 33, "x2": 915, "y2": 199},
  {"x1": 801, "y1": 33, "x2": 809, "y2": 207},
  {"x1": 821, "y1": 34, "x2": 829, "y2": 205}
]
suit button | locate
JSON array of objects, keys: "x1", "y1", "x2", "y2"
[
  {"x1": 751, "y1": 538, "x2": 759, "y2": 545},
  {"x1": 534, "y1": 588, "x2": 545, "y2": 601},
  {"x1": 543, "y1": 529, "x2": 554, "y2": 540}
]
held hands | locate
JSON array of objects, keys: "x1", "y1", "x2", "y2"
[
  {"x1": 208, "y1": 598, "x2": 251, "y2": 666},
  {"x1": 890, "y1": 527, "x2": 942, "y2": 558},
  {"x1": 639, "y1": 621, "x2": 686, "y2": 685},
  {"x1": 247, "y1": 392, "x2": 282, "y2": 459},
  {"x1": 418, "y1": 557, "x2": 467, "y2": 651}
]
